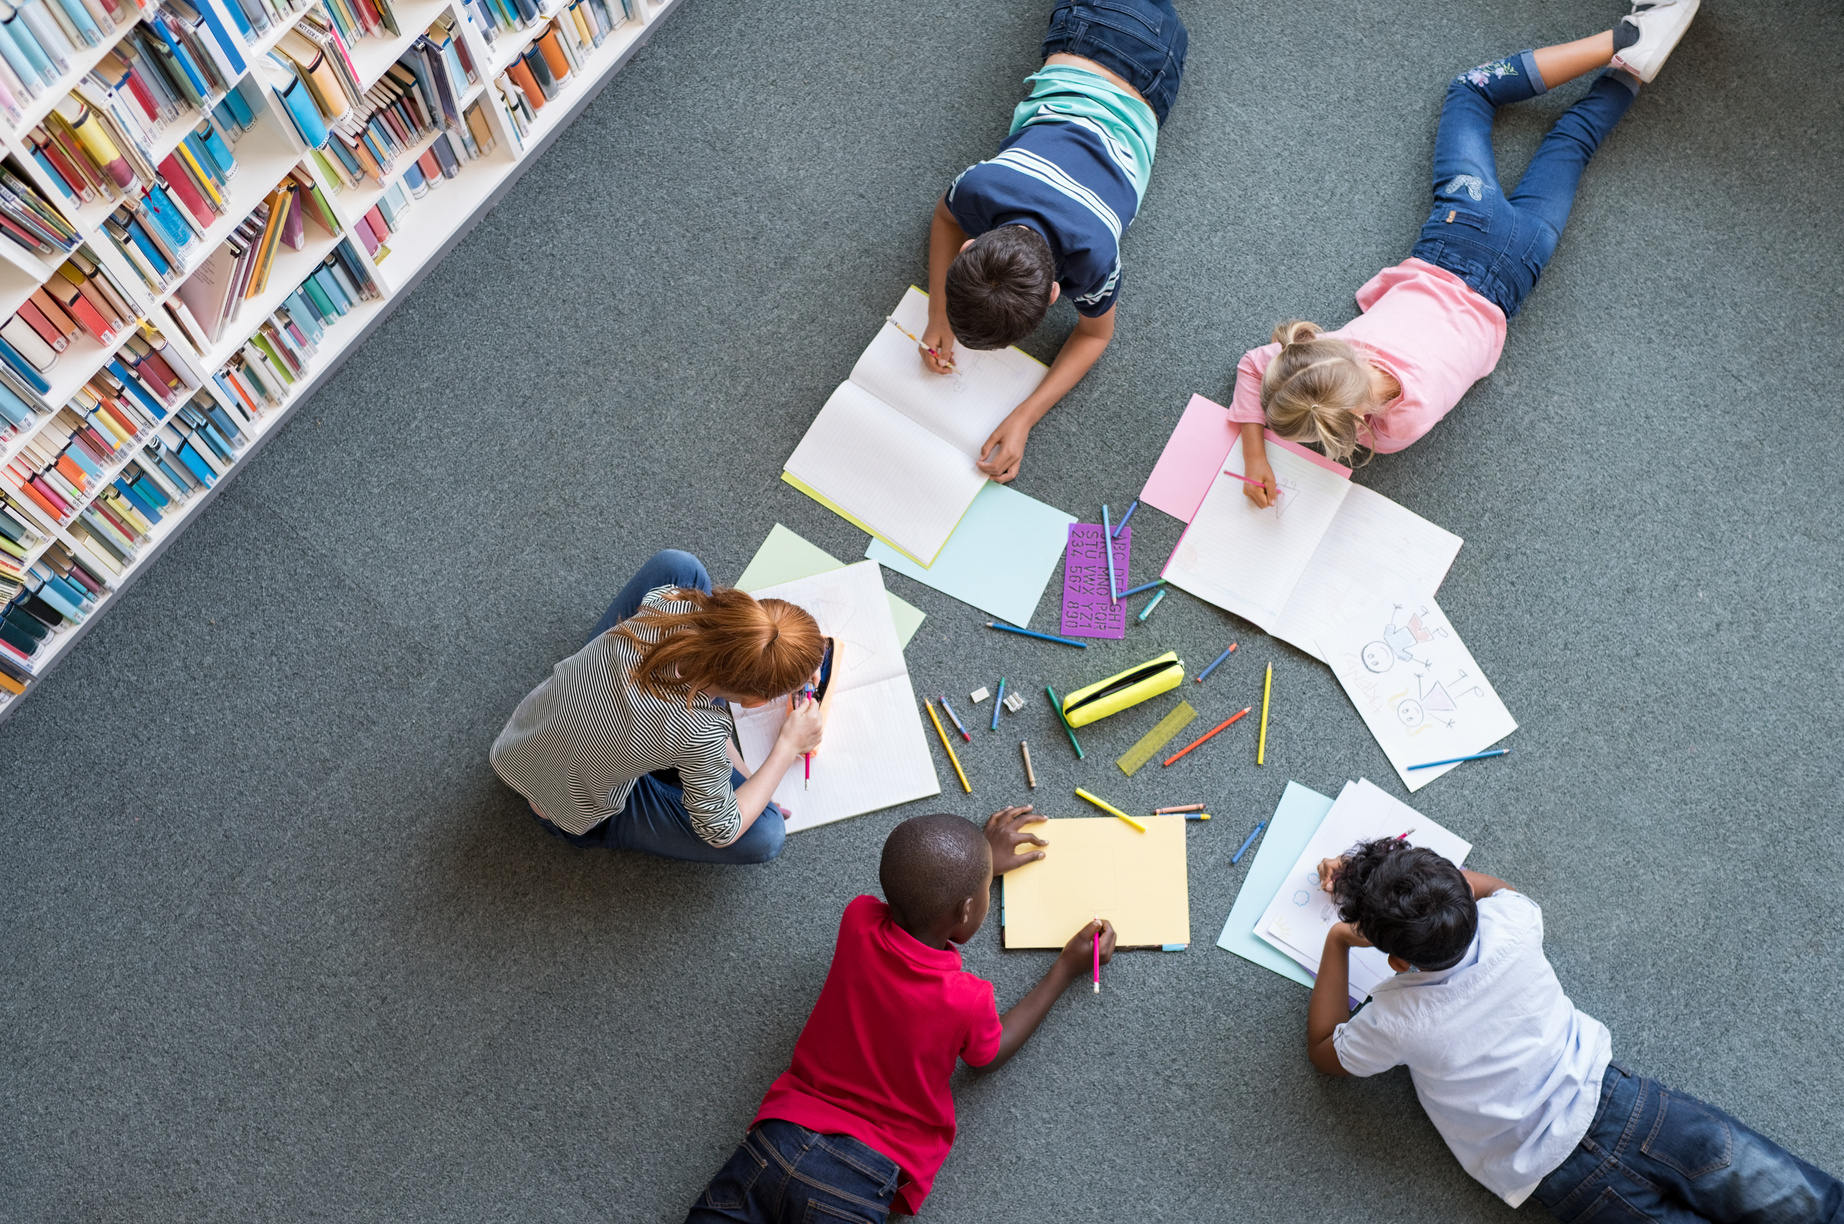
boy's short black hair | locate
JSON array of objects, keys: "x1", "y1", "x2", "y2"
[
  {"x1": 1330, "y1": 839, "x2": 1477, "y2": 971},
  {"x1": 945, "y1": 225, "x2": 1056, "y2": 350},
  {"x1": 879, "y1": 813, "x2": 991, "y2": 926}
]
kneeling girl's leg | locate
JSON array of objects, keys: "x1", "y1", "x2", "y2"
[
  {"x1": 587, "y1": 549, "x2": 712, "y2": 643},
  {"x1": 609, "y1": 772, "x2": 786, "y2": 865}
]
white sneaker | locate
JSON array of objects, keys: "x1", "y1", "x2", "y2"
[{"x1": 1611, "y1": 0, "x2": 1701, "y2": 83}]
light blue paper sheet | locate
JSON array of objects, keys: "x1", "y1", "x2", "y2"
[
  {"x1": 865, "y1": 482, "x2": 1075, "y2": 627},
  {"x1": 1216, "y1": 781, "x2": 1335, "y2": 988}
]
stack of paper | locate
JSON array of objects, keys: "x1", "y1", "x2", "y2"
[
  {"x1": 737, "y1": 524, "x2": 925, "y2": 649},
  {"x1": 732, "y1": 560, "x2": 940, "y2": 833}
]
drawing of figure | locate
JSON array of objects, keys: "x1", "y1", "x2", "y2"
[
  {"x1": 1396, "y1": 698, "x2": 1427, "y2": 730},
  {"x1": 1362, "y1": 605, "x2": 1436, "y2": 672}
]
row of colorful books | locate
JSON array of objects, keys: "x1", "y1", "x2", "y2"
[
  {"x1": 0, "y1": 487, "x2": 48, "y2": 602},
  {"x1": 173, "y1": 165, "x2": 341, "y2": 342},
  {"x1": 217, "y1": 0, "x2": 311, "y2": 43},
  {"x1": 0, "y1": 243, "x2": 138, "y2": 386},
  {"x1": 213, "y1": 236, "x2": 377, "y2": 413},
  {"x1": 0, "y1": 157, "x2": 80, "y2": 258},
  {"x1": 495, "y1": 9, "x2": 608, "y2": 141},
  {"x1": 317, "y1": 0, "x2": 396, "y2": 48},
  {"x1": 467, "y1": 0, "x2": 628, "y2": 50},
  {"x1": 0, "y1": 0, "x2": 133, "y2": 120},
  {"x1": 0, "y1": 537, "x2": 110, "y2": 694},
  {"x1": 345, "y1": 94, "x2": 492, "y2": 252},
  {"x1": 313, "y1": 60, "x2": 440, "y2": 189},
  {"x1": 67, "y1": 18, "x2": 254, "y2": 175}
]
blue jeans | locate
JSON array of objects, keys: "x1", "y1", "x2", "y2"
[
  {"x1": 1536, "y1": 1064, "x2": 1844, "y2": 1223},
  {"x1": 685, "y1": 1119, "x2": 902, "y2": 1224},
  {"x1": 529, "y1": 549, "x2": 787, "y2": 864},
  {"x1": 1041, "y1": 0, "x2": 1187, "y2": 125},
  {"x1": 1409, "y1": 52, "x2": 1636, "y2": 319}
]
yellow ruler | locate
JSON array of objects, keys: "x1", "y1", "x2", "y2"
[{"x1": 1116, "y1": 701, "x2": 1198, "y2": 776}]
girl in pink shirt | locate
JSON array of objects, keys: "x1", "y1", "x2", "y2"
[{"x1": 1235, "y1": 2, "x2": 1698, "y2": 504}]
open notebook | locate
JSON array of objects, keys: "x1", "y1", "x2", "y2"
[
  {"x1": 1161, "y1": 432, "x2": 1463, "y2": 663},
  {"x1": 731, "y1": 561, "x2": 940, "y2": 833},
  {"x1": 783, "y1": 287, "x2": 1048, "y2": 565}
]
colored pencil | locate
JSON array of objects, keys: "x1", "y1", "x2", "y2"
[
  {"x1": 938, "y1": 695, "x2": 971, "y2": 741},
  {"x1": 1136, "y1": 590, "x2": 1166, "y2": 622},
  {"x1": 1113, "y1": 500, "x2": 1137, "y2": 536},
  {"x1": 1092, "y1": 917, "x2": 1101, "y2": 993},
  {"x1": 1257, "y1": 663, "x2": 1273, "y2": 765},
  {"x1": 1102, "y1": 504, "x2": 1118, "y2": 600},
  {"x1": 1153, "y1": 804, "x2": 1205, "y2": 814},
  {"x1": 1231, "y1": 820, "x2": 1266, "y2": 864},
  {"x1": 886, "y1": 315, "x2": 955, "y2": 371},
  {"x1": 1074, "y1": 787, "x2": 1147, "y2": 832},
  {"x1": 1020, "y1": 740, "x2": 1036, "y2": 787},
  {"x1": 802, "y1": 683, "x2": 815, "y2": 789},
  {"x1": 1046, "y1": 684, "x2": 1084, "y2": 759},
  {"x1": 1162, "y1": 707, "x2": 1250, "y2": 766},
  {"x1": 1184, "y1": 813, "x2": 1211, "y2": 822},
  {"x1": 925, "y1": 700, "x2": 971, "y2": 792},
  {"x1": 988, "y1": 621, "x2": 1087, "y2": 648},
  {"x1": 1223, "y1": 468, "x2": 1279, "y2": 497},
  {"x1": 1407, "y1": 748, "x2": 1511, "y2": 770},
  {"x1": 1117, "y1": 578, "x2": 1164, "y2": 599},
  {"x1": 991, "y1": 677, "x2": 1006, "y2": 731},
  {"x1": 1196, "y1": 643, "x2": 1236, "y2": 682}
]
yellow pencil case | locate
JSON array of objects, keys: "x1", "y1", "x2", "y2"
[{"x1": 1060, "y1": 651, "x2": 1185, "y2": 728}]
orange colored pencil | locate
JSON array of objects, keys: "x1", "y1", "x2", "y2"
[{"x1": 1162, "y1": 707, "x2": 1251, "y2": 767}]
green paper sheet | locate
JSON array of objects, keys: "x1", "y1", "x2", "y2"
[
  {"x1": 864, "y1": 482, "x2": 1074, "y2": 628},
  {"x1": 736, "y1": 525, "x2": 925, "y2": 649},
  {"x1": 1215, "y1": 781, "x2": 1335, "y2": 988}
]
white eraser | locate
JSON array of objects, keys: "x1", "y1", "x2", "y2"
[
  {"x1": 1003, "y1": 691, "x2": 1025, "y2": 713},
  {"x1": 970, "y1": 687, "x2": 990, "y2": 703}
]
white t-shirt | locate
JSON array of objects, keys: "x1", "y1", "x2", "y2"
[{"x1": 1332, "y1": 890, "x2": 1612, "y2": 1206}]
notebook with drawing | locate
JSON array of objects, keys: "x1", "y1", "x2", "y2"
[
  {"x1": 731, "y1": 560, "x2": 940, "y2": 833},
  {"x1": 783, "y1": 287, "x2": 1048, "y2": 566},
  {"x1": 1160, "y1": 431, "x2": 1464, "y2": 663}
]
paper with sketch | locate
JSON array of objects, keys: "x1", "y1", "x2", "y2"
[
  {"x1": 732, "y1": 561, "x2": 940, "y2": 832},
  {"x1": 784, "y1": 287, "x2": 1048, "y2": 566},
  {"x1": 866, "y1": 482, "x2": 1074, "y2": 628},
  {"x1": 1160, "y1": 432, "x2": 1462, "y2": 662},
  {"x1": 1255, "y1": 779, "x2": 1472, "y2": 1001},
  {"x1": 1216, "y1": 781, "x2": 1333, "y2": 988},
  {"x1": 1320, "y1": 597, "x2": 1516, "y2": 792},
  {"x1": 1002, "y1": 815, "x2": 1189, "y2": 949},
  {"x1": 738, "y1": 523, "x2": 925, "y2": 649}
]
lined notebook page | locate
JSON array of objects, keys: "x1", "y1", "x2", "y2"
[
  {"x1": 1273, "y1": 485, "x2": 1464, "y2": 662},
  {"x1": 850, "y1": 287, "x2": 1047, "y2": 459},
  {"x1": 1161, "y1": 436, "x2": 1352, "y2": 630},
  {"x1": 732, "y1": 561, "x2": 939, "y2": 832},
  {"x1": 784, "y1": 381, "x2": 987, "y2": 563}
]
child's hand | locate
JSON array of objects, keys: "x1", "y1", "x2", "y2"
[
  {"x1": 984, "y1": 805, "x2": 1048, "y2": 874},
  {"x1": 920, "y1": 318, "x2": 957, "y2": 374},
  {"x1": 777, "y1": 689, "x2": 827, "y2": 758},
  {"x1": 1317, "y1": 855, "x2": 1347, "y2": 893},
  {"x1": 1330, "y1": 920, "x2": 1371, "y2": 949},
  {"x1": 1241, "y1": 449, "x2": 1278, "y2": 508},
  {"x1": 978, "y1": 415, "x2": 1029, "y2": 484},
  {"x1": 1056, "y1": 918, "x2": 1115, "y2": 977}
]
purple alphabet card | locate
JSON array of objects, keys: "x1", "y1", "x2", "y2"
[{"x1": 1060, "y1": 524, "x2": 1131, "y2": 639}]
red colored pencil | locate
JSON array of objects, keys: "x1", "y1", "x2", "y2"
[{"x1": 1162, "y1": 707, "x2": 1252, "y2": 766}]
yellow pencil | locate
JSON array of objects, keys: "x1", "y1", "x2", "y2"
[
  {"x1": 926, "y1": 699, "x2": 971, "y2": 793},
  {"x1": 886, "y1": 315, "x2": 957, "y2": 371},
  {"x1": 1257, "y1": 662, "x2": 1273, "y2": 765},
  {"x1": 1074, "y1": 787, "x2": 1147, "y2": 832}
]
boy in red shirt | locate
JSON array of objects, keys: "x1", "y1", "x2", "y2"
[{"x1": 685, "y1": 805, "x2": 1110, "y2": 1222}]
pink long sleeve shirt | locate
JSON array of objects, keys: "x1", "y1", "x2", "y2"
[{"x1": 1227, "y1": 258, "x2": 1508, "y2": 454}]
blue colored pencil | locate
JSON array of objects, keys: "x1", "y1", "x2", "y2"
[
  {"x1": 1117, "y1": 579, "x2": 1164, "y2": 599},
  {"x1": 987, "y1": 621, "x2": 1087, "y2": 648},
  {"x1": 1231, "y1": 820, "x2": 1266, "y2": 864},
  {"x1": 1136, "y1": 589, "x2": 1166, "y2": 622},
  {"x1": 938, "y1": 695, "x2": 971, "y2": 742},
  {"x1": 1406, "y1": 747, "x2": 1512, "y2": 771},
  {"x1": 991, "y1": 677, "x2": 1006, "y2": 731},
  {"x1": 1101, "y1": 505, "x2": 1118, "y2": 600},
  {"x1": 1113, "y1": 500, "x2": 1138, "y2": 536},
  {"x1": 1196, "y1": 644, "x2": 1235, "y2": 682}
]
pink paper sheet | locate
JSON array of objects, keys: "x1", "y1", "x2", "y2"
[{"x1": 1140, "y1": 393, "x2": 1352, "y2": 522}]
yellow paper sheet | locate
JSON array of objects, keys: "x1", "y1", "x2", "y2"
[{"x1": 1001, "y1": 816, "x2": 1189, "y2": 949}]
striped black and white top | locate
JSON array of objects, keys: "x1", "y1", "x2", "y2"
[{"x1": 490, "y1": 588, "x2": 741, "y2": 844}]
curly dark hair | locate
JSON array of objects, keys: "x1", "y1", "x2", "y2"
[{"x1": 1329, "y1": 838, "x2": 1477, "y2": 970}]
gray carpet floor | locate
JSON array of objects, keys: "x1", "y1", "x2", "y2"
[{"x1": 5, "y1": 1, "x2": 1842, "y2": 1220}]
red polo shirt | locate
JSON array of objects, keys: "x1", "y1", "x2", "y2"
[{"x1": 754, "y1": 895, "x2": 1004, "y2": 1214}]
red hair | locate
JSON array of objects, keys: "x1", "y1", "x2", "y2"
[{"x1": 616, "y1": 587, "x2": 823, "y2": 703}]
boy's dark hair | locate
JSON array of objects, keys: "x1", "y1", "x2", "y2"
[
  {"x1": 945, "y1": 225, "x2": 1056, "y2": 350},
  {"x1": 879, "y1": 813, "x2": 990, "y2": 925},
  {"x1": 1330, "y1": 839, "x2": 1477, "y2": 971}
]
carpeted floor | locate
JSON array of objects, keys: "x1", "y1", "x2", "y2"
[{"x1": 4, "y1": 1, "x2": 1841, "y2": 1220}]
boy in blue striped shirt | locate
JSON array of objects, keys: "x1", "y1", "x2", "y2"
[{"x1": 920, "y1": 1, "x2": 1187, "y2": 483}]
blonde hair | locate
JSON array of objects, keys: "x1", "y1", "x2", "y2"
[
  {"x1": 1259, "y1": 320, "x2": 1377, "y2": 465},
  {"x1": 616, "y1": 587, "x2": 824, "y2": 704}
]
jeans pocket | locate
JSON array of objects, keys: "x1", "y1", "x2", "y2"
[
  {"x1": 1573, "y1": 1185, "x2": 1658, "y2": 1222},
  {"x1": 1640, "y1": 1089, "x2": 1734, "y2": 1179},
  {"x1": 700, "y1": 1134, "x2": 769, "y2": 1210}
]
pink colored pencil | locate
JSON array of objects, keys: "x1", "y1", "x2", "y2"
[
  {"x1": 1092, "y1": 918, "x2": 1101, "y2": 994},
  {"x1": 1223, "y1": 468, "x2": 1280, "y2": 496}
]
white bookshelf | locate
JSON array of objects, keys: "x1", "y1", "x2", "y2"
[{"x1": 0, "y1": 0, "x2": 684, "y2": 720}]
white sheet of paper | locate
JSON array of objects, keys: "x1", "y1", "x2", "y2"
[
  {"x1": 1319, "y1": 596, "x2": 1517, "y2": 791},
  {"x1": 731, "y1": 561, "x2": 940, "y2": 832},
  {"x1": 1161, "y1": 435, "x2": 1353, "y2": 630},
  {"x1": 784, "y1": 380, "x2": 986, "y2": 564},
  {"x1": 1272, "y1": 485, "x2": 1463, "y2": 663},
  {"x1": 850, "y1": 286, "x2": 1047, "y2": 459},
  {"x1": 1255, "y1": 779, "x2": 1472, "y2": 1000}
]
